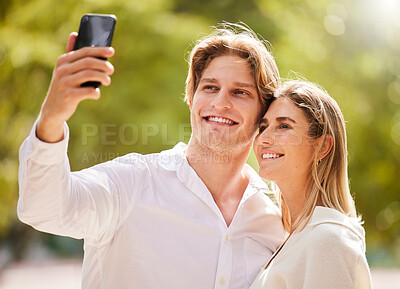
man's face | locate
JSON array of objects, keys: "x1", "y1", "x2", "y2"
[{"x1": 189, "y1": 55, "x2": 262, "y2": 153}]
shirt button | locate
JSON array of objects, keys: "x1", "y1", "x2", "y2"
[
  {"x1": 219, "y1": 278, "x2": 225, "y2": 285},
  {"x1": 225, "y1": 234, "x2": 228, "y2": 241}
]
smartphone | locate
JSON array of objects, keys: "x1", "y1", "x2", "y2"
[{"x1": 73, "y1": 13, "x2": 117, "y2": 88}]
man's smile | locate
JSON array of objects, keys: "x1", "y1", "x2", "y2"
[{"x1": 204, "y1": 115, "x2": 238, "y2": 125}]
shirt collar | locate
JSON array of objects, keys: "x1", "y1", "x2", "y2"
[
  {"x1": 157, "y1": 142, "x2": 270, "y2": 202},
  {"x1": 157, "y1": 142, "x2": 188, "y2": 172},
  {"x1": 240, "y1": 164, "x2": 270, "y2": 204}
]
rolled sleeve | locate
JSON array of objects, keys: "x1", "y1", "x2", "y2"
[
  {"x1": 17, "y1": 120, "x2": 71, "y2": 234},
  {"x1": 18, "y1": 121, "x2": 135, "y2": 243},
  {"x1": 24, "y1": 120, "x2": 69, "y2": 164}
]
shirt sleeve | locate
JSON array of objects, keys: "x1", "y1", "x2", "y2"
[
  {"x1": 17, "y1": 121, "x2": 136, "y2": 244},
  {"x1": 300, "y1": 224, "x2": 372, "y2": 289}
]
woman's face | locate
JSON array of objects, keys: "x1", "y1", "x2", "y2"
[{"x1": 254, "y1": 97, "x2": 318, "y2": 187}]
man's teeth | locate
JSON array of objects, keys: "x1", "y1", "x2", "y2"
[
  {"x1": 208, "y1": 116, "x2": 234, "y2": 125},
  {"x1": 262, "y1": 153, "x2": 282, "y2": 159}
]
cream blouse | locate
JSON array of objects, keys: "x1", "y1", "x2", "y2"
[{"x1": 250, "y1": 206, "x2": 372, "y2": 289}]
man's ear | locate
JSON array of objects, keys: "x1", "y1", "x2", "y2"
[
  {"x1": 319, "y1": 134, "x2": 334, "y2": 160},
  {"x1": 189, "y1": 100, "x2": 192, "y2": 110}
]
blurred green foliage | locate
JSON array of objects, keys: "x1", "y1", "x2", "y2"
[{"x1": 0, "y1": 0, "x2": 399, "y2": 266}]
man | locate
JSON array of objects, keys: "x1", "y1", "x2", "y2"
[{"x1": 18, "y1": 23, "x2": 286, "y2": 289}]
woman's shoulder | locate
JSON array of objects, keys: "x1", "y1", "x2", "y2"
[
  {"x1": 278, "y1": 207, "x2": 372, "y2": 289},
  {"x1": 301, "y1": 207, "x2": 366, "y2": 254}
]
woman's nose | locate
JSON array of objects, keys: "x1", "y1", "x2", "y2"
[{"x1": 258, "y1": 128, "x2": 274, "y2": 145}]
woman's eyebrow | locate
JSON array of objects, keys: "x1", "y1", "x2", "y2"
[
  {"x1": 276, "y1": 116, "x2": 296, "y2": 123},
  {"x1": 259, "y1": 118, "x2": 268, "y2": 126}
]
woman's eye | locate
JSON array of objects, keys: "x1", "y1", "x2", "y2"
[{"x1": 278, "y1": 123, "x2": 291, "y2": 129}]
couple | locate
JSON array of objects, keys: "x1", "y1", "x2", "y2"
[{"x1": 18, "y1": 23, "x2": 372, "y2": 288}]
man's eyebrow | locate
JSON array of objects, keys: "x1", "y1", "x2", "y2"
[
  {"x1": 276, "y1": 116, "x2": 296, "y2": 123},
  {"x1": 199, "y1": 78, "x2": 256, "y2": 88},
  {"x1": 234, "y1": 81, "x2": 256, "y2": 88},
  {"x1": 199, "y1": 78, "x2": 217, "y2": 83}
]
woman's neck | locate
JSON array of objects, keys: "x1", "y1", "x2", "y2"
[{"x1": 277, "y1": 179, "x2": 309, "y2": 231}]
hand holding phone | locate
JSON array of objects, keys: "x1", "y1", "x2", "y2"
[
  {"x1": 74, "y1": 14, "x2": 117, "y2": 88},
  {"x1": 36, "y1": 16, "x2": 116, "y2": 143}
]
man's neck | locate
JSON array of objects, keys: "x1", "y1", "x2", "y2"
[{"x1": 185, "y1": 139, "x2": 252, "y2": 226}]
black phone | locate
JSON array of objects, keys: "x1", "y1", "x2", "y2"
[{"x1": 73, "y1": 13, "x2": 117, "y2": 88}]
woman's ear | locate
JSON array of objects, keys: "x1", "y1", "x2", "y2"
[{"x1": 319, "y1": 134, "x2": 334, "y2": 160}]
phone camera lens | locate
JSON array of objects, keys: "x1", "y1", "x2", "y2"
[{"x1": 82, "y1": 16, "x2": 89, "y2": 23}]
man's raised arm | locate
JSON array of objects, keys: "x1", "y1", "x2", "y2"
[{"x1": 17, "y1": 33, "x2": 121, "y2": 239}]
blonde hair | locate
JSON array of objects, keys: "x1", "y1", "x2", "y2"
[
  {"x1": 273, "y1": 80, "x2": 359, "y2": 232},
  {"x1": 185, "y1": 23, "x2": 280, "y2": 115}
]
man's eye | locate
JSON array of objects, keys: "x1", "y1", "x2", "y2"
[
  {"x1": 235, "y1": 90, "x2": 248, "y2": 96},
  {"x1": 204, "y1": 85, "x2": 217, "y2": 91},
  {"x1": 259, "y1": 125, "x2": 267, "y2": 133}
]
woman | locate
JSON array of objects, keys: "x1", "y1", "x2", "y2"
[{"x1": 251, "y1": 80, "x2": 372, "y2": 289}]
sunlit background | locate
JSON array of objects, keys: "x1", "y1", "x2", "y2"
[{"x1": 0, "y1": 0, "x2": 399, "y2": 286}]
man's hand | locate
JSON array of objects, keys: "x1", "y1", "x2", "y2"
[{"x1": 36, "y1": 32, "x2": 115, "y2": 143}]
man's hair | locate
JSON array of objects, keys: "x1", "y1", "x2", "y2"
[
  {"x1": 185, "y1": 23, "x2": 280, "y2": 115},
  {"x1": 272, "y1": 80, "x2": 359, "y2": 232}
]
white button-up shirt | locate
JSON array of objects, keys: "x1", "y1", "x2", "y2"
[{"x1": 18, "y1": 123, "x2": 286, "y2": 289}]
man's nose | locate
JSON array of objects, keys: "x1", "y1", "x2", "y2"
[{"x1": 210, "y1": 89, "x2": 232, "y2": 109}]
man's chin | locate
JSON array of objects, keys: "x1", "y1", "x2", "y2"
[{"x1": 201, "y1": 137, "x2": 251, "y2": 153}]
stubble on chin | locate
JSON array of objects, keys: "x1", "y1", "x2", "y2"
[{"x1": 193, "y1": 126, "x2": 257, "y2": 155}]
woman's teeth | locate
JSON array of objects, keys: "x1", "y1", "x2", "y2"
[{"x1": 262, "y1": 153, "x2": 282, "y2": 159}]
